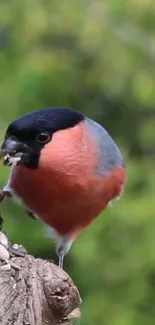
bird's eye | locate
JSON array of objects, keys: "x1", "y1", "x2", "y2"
[{"x1": 37, "y1": 131, "x2": 51, "y2": 144}]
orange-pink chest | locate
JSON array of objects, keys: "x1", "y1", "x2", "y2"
[{"x1": 8, "y1": 123, "x2": 125, "y2": 235}]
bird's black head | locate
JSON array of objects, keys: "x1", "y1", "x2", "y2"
[{"x1": 0, "y1": 107, "x2": 84, "y2": 168}]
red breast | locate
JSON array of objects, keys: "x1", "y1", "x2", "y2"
[{"x1": 9, "y1": 122, "x2": 125, "y2": 237}]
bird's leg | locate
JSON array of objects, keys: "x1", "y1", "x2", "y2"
[
  {"x1": 0, "y1": 190, "x2": 27, "y2": 261},
  {"x1": 56, "y1": 237, "x2": 73, "y2": 269},
  {"x1": 58, "y1": 253, "x2": 64, "y2": 269},
  {"x1": 0, "y1": 213, "x2": 3, "y2": 231},
  {"x1": 0, "y1": 189, "x2": 12, "y2": 231}
]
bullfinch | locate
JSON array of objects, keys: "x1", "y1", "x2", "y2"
[{"x1": 0, "y1": 108, "x2": 125, "y2": 268}]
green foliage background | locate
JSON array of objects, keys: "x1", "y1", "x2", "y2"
[{"x1": 0, "y1": 0, "x2": 155, "y2": 324}]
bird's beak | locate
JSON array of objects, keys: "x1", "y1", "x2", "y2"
[
  {"x1": 1, "y1": 137, "x2": 20, "y2": 155},
  {"x1": 0, "y1": 137, "x2": 28, "y2": 165}
]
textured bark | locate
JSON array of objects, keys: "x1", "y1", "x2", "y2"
[{"x1": 0, "y1": 248, "x2": 81, "y2": 325}]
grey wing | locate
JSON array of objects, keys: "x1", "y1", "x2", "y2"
[{"x1": 85, "y1": 117, "x2": 125, "y2": 175}]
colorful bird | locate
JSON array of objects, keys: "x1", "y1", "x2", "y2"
[{"x1": 0, "y1": 108, "x2": 125, "y2": 268}]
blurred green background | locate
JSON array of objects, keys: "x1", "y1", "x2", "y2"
[{"x1": 0, "y1": 0, "x2": 155, "y2": 324}]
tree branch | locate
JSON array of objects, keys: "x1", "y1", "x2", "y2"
[{"x1": 0, "y1": 242, "x2": 81, "y2": 325}]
